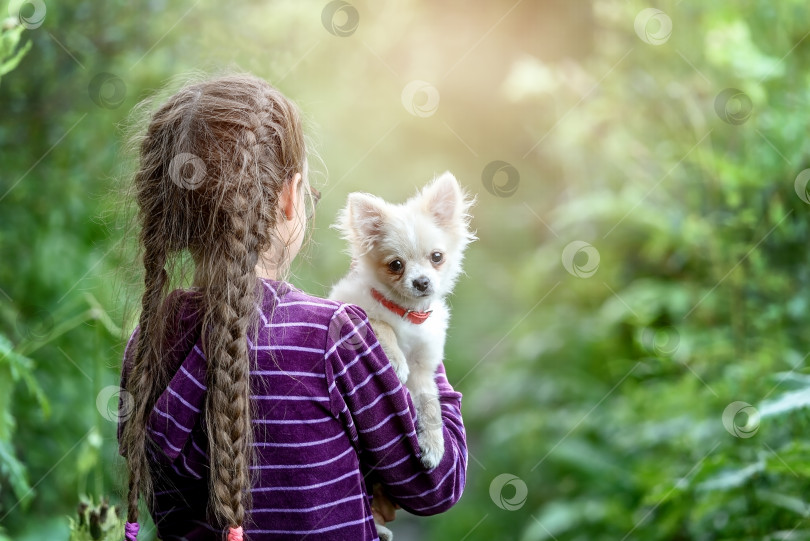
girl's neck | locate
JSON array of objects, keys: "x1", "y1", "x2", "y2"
[{"x1": 191, "y1": 264, "x2": 280, "y2": 289}]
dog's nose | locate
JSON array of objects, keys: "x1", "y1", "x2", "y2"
[{"x1": 412, "y1": 276, "x2": 430, "y2": 292}]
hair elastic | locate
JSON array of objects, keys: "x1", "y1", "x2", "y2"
[
  {"x1": 124, "y1": 521, "x2": 140, "y2": 540},
  {"x1": 228, "y1": 526, "x2": 244, "y2": 541}
]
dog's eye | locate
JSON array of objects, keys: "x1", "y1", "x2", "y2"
[
  {"x1": 431, "y1": 251, "x2": 443, "y2": 264},
  {"x1": 388, "y1": 259, "x2": 404, "y2": 273}
]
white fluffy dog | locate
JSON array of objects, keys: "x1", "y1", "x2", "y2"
[{"x1": 329, "y1": 172, "x2": 475, "y2": 469}]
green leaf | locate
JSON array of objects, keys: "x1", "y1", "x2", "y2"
[
  {"x1": 760, "y1": 387, "x2": 810, "y2": 418},
  {"x1": 0, "y1": 37, "x2": 30, "y2": 78},
  {"x1": 0, "y1": 333, "x2": 50, "y2": 416},
  {"x1": 756, "y1": 490, "x2": 810, "y2": 516},
  {"x1": 0, "y1": 439, "x2": 31, "y2": 506},
  {"x1": 697, "y1": 460, "x2": 765, "y2": 492},
  {"x1": 0, "y1": 333, "x2": 33, "y2": 376},
  {"x1": 521, "y1": 500, "x2": 608, "y2": 541},
  {"x1": 0, "y1": 20, "x2": 30, "y2": 83}
]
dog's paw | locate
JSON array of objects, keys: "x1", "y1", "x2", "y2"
[
  {"x1": 375, "y1": 522, "x2": 394, "y2": 541},
  {"x1": 373, "y1": 322, "x2": 409, "y2": 384},
  {"x1": 418, "y1": 428, "x2": 445, "y2": 469}
]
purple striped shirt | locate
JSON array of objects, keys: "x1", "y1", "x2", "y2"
[{"x1": 117, "y1": 277, "x2": 467, "y2": 540}]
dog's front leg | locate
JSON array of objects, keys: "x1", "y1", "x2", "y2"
[
  {"x1": 406, "y1": 367, "x2": 445, "y2": 469},
  {"x1": 369, "y1": 318, "x2": 410, "y2": 384}
]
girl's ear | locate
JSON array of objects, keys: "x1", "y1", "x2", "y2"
[
  {"x1": 280, "y1": 173, "x2": 303, "y2": 220},
  {"x1": 420, "y1": 171, "x2": 462, "y2": 227}
]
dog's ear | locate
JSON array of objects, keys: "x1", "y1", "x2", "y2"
[
  {"x1": 348, "y1": 192, "x2": 388, "y2": 238},
  {"x1": 333, "y1": 192, "x2": 388, "y2": 254},
  {"x1": 420, "y1": 171, "x2": 463, "y2": 227}
]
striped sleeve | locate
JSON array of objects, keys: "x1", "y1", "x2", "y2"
[{"x1": 324, "y1": 303, "x2": 467, "y2": 515}]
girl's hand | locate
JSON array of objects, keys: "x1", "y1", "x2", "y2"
[{"x1": 371, "y1": 482, "x2": 399, "y2": 525}]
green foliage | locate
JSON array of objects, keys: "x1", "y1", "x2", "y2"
[
  {"x1": 67, "y1": 497, "x2": 125, "y2": 541},
  {"x1": 0, "y1": 292, "x2": 118, "y2": 533},
  {"x1": 1, "y1": 0, "x2": 809, "y2": 539},
  {"x1": 436, "y1": 2, "x2": 810, "y2": 539},
  {"x1": 0, "y1": 14, "x2": 31, "y2": 85},
  {"x1": 0, "y1": 334, "x2": 48, "y2": 509}
]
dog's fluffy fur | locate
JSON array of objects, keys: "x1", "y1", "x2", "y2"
[{"x1": 329, "y1": 172, "x2": 475, "y2": 473}]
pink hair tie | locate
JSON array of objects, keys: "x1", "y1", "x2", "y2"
[
  {"x1": 124, "y1": 521, "x2": 140, "y2": 540},
  {"x1": 228, "y1": 526, "x2": 244, "y2": 541}
]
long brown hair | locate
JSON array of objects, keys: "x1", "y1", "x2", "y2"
[{"x1": 120, "y1": 73, "x2": 310, "y2": 532}]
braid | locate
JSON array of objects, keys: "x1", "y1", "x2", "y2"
[
  {"x1": 202, "y1": 198, "x2": 261, "y2": 528},
  {"x1": 202, "y1": 111, "x2": 273, "y2": 529},
  {"x1": 123, "y1": 235, "x2": 169, "y2": 524}
]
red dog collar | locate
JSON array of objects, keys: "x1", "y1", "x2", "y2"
[{"x1": 370, "y1": 288, "x2": 432, "y2": 325}]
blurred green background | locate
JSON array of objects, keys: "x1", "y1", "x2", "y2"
[{"x1": 2, "y1": 0, "x2": 810, "y2": 539}]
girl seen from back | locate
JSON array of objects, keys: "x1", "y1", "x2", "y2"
[{"x1": 117, "y1": 74, "x2": 467, "y2": 541}]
